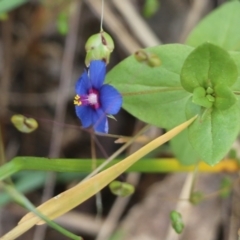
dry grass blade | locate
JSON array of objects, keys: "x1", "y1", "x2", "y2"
[
  {"x1": 0, "y1": 116, "x2": 196, "y2": 240},
  {"x1": 112, "y1": 0, "x2": 161, "y2": 47}
]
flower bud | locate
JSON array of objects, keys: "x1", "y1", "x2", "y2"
[
  {"x1": 85, "y1": 31, "x2": 114, "y2": 66},
  {"x1": 170, "y1": 211, "x2": 184, "y2": 234},
  {"x1": 11, "y1": 115, "x2": 38, "y2": 133},
  {"x1": 134, "y1": 49, "x2": 148, "y2": 62},
  {"x1": 147, "y1": 53, "x2": 161, "y2": 67},
  {"x1": 189, "y1": 191, "x2": 204, "y2": 205},
  {"x1": 134, "y1": 49, "x2": 161, "y2": 67},
  {"x1": 109, "y1": 181, "x2": 135, "y2": 197},
  {"x1": 206, "y1": 94, "x2": 215, "y2": 102}
]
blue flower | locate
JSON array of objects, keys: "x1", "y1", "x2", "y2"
[{"x1": 74, "y1": 60, "x2": 122, "y2": 133}]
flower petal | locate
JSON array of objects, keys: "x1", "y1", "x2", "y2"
[
  {"x1": 89, "y1": 60, "x2": 106, "y2": 89},
  {"x1": 92, "y1": 108, "x2": 108, "y2": 133},
  {"x1": 100, "y1": 84, "x2": 122, "y2": 114},
  {"x1": 75, "y1": 106, "x2": 94, "y2": 128},
  {"x1": 75, "y1": 70, "x2": 91, "y2": 95}
]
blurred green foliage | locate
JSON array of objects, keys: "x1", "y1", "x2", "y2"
[{"x1": 0, "y1": 0, "x2": 28, "y2": 14}]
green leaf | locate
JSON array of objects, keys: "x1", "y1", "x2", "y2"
[
  {"x1": 181, "y1": 43, "x2": 238, "y2": 93},
  {"x1": 186, "y1": 1, "x2": 240, "y2": 51},
  {"x1": 192, "y1": 87, "x2": 213, "y2": 108},
  {"x1": 0, "y1": 0, "x2": 28, "y2": 14},
  {"x1": 186, "y1": 99, "x2": 240, "y2": 165},
  {"x1": 170, "y1": 127, "x2": 200, "y2": 165},
  {"x1": 214, "y1": 85, "x2": 236, "y2": 110},
  {"x1": 108, "y1": 44, "x2": 193, "y2": 128},
  {"x1": 230, "y1": 51, "x2": 240, "y2": 90}
]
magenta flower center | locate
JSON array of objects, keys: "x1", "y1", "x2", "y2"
[
  {"x1": 74, "y1": 88, "x2": 100, "y2": 110},
  {"x1": 87, "y1": 89, "x2": 100, "y2": 109}
]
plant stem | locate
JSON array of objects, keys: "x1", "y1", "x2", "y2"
[
  {"x1": 0, "y1": 161, "x2": 19, "y2": 181},
  {"x1": 1, "y1": 182, "x2": 82, "y2": 240},
  {"x1": 0, "y1": 157, "x2": 239, "y2": 182}
]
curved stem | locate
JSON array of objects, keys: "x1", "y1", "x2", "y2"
[{"x1": 1, "y1": 182, "x2": 82, "y2": 240}]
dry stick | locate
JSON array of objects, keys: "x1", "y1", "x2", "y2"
[
  {"x1": 0, "y1": 15, "x2": 12, "y2": 119},
  {"x1": 32, "y1": 2, "x2": 82, "y2": 240},
  {"x1": 112, "y1": 0, "x2": 161, "y2": 47},
  {"x1": 165, "y1": 173, "x2": 194, "y2": 240},
  {"x1": 178, "y1": 0, "x2": 210, "y2": 43},
  {"x1": 84, "y1": 125, "x2": 150, "y2": 181},
  {"x1": 92, "y1": 1, "x2": 162, "y2": 238},
  {"x1": 164, "y1": 1, "x2": 212, "y2": 240},
  {"x1": 8, "y1": 92, "x2": 57, "y2": 106},
  {"x1": 96, "y1": 122, "x2": 162, "y2": 240},
  {"x1": 0, "y1": 128, "x2": 5, "y2": 236},
  {"x1": 227, "y1": 143, "x2": 240, "y2": 240},
  {"x1": 55, "y1": 211, "x2": 103, "y2": 237},
  {"x1": 91, "y1": 133, "x2": 103, "y2": 221},
  {"x1": 0, "y1": 15, "x2": 13, "y2": 236},
  {"x1": 37, "y1": 125, "x2": 146, "y2": 236}
]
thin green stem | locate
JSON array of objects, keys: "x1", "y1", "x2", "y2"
[
  {"x1": 0, "y1": 157, "x2": 239, "y2": 182},
  {"x1": 95, "y1": 132, "x2": 131, "y2": 140},
  {"x1": 189, "y1": 164, "x2": 199, "y2": 197},
  {"x1": 0, "y1": 161, "x2": 20, "y2": 181},
  {"x1": 1, "y1": 182, "x2": 82, "y2": 240},
  {"x1": 91, "y1": 133, "x2": 103, "y2": 219}
]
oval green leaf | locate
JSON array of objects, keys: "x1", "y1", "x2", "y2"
[
  {"x1": 192, "y1": 87, "x2": 213, "y2": 108},
  {"x1": 186, "y1": 99, "x2": 240, "y2": 166},
  {"x1": 230, "y1": 51, "x2": 240, "y2": 91},
  {"x1": 186, "y1": 1, "x2": 240, "y2": 51},
  {"x1": 107, "y1": 44, "x2": 192, "y2": 129},
  {"x1": 169, "y1": 127, "x2": 200, "y2": 165},
  {"x1": 214, "y1": 85, "x2": 236, "y2": 110},
  {"x1": 181, "y1": 43, "x2": 238, "y2": 93}
]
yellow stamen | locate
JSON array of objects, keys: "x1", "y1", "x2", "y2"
[{"x1": 73, "y1": 95, "x2": 82, "y2": 106}]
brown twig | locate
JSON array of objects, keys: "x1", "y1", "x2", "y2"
[{"x1": 32, "y1": 2, "x2": 82, "y2": 240}]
